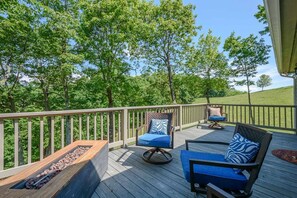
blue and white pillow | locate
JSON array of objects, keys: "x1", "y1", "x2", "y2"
[
  {"x1": 225, "y1": 133, "x2": 260, "y2": 172},
  {"x1": 149, "y1": 119, "x2": 168, "y2": 135}
]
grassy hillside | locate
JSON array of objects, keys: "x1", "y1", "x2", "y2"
[{"x1": 194, "y1": 86, "x2": 293, "y2": 105}]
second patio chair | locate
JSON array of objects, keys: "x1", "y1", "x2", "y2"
[
  {"x1": 136, "y1": 112, "x2": 174, "y2": 164},
  {"x1": 207, "y1": 106, "x2": 227, "y2": 129},
  {"x1": 180, "y1": 123, "x2": 272, "y2": 197}
]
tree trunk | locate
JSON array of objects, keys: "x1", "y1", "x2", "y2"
[
  {"x1": 41, "y1": 83, "x2": 52, "y2": 156},
  {"x1": 246, "y1": 75, "x2": 255, "y2": 124},
  {"x1": 64, "y1": 79, "x2": 71, "y2": 145},
  {"x1": 166, "y1": 59, "x2": 176, "y2": 104}
]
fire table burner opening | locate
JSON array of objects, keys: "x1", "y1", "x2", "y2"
[{"x1": 12, "y1": 146, "x2": 90, "y2": 190}]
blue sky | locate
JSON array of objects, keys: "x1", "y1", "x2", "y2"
[{"x1": 184, "y1": 0, "x2": 293, "y2": 92}]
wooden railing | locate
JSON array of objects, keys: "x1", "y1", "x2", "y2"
[
  {"x1": 0, "y1": 103, "x2": 296, "y2": 179},
  {"x1": 210, "y1": 104, "x2": 297, "y2": 131},
  {"x1": 0, "y1": 104, "x2": 207, "y2": 178}
]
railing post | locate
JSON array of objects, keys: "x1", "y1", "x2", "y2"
[
  {"x1": 179, "y1": 105, "x2": 183, "y2": 132},
  {"x1": 121, "y1": 108, "x2": 128, "y2": 147},
  {"x1": 293, "y1": 76, "x2": 297, "y2": 135}
]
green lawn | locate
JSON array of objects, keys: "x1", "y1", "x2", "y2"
[{"x1": 194, "y1": 86, "x2": 293, "y2": 105}]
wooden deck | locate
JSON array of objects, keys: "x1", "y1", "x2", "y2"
[{"x1": 91, "y1": 125, "x2": 297, "y2": 198}]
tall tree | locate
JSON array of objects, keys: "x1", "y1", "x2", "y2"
[
  {"x1": 187, "y1": 30, "x2": 229, "y2": 103},
  {"x1": 224, "y1": 32, "x2": 270, "y2": 123},
  {"x1": 257, "y1": 74, "x2": 272, "y2": 91},
  {"x1": 79, "y1": 0, "x2": 143, "y2": 142},
  {"x1": 141, "y1": 0, "x2": 197, "y2": 103}
]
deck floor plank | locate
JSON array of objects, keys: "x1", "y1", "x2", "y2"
[{"x1": 92, "y1": 125, "x2": 297, "y2": 198}]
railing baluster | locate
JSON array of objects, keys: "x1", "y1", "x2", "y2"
[
  {"x1": 28, "y1": 118, "x2": 32, "y2": 164},
  {"x1": 100, "y1": 113, "x2": 103, "y2": 140},
  {"x1": 94, "y1": 113, "x2": 97, "y2": 140},
  {"x1": 118, "y1": 113, "x2": 121, "y2": 141},
  {"x1": 268, "y1": 107, "x2": 270, "y2": 127},
  {"x1": 61, "y1": 116, "x2": 64, "y2": 148},
  {"x1": 258, "y1": 106, "x2": 260, "y2": 125},
  {"x1": 70, "y1": 116, "x2": 73, "y2": 143},
  {"x1": 262, "y1": 107, "x2": 265, "y2": 126},
  {"x1": 284, "y1": 107, "x2": 287, "y2": 128},
  {"x1": 113, "y1": 112, "x2": 115, "y2": 142},
  {"x1": 279, "y1": 107, "x2": 281, "y2": 128},
  {"x1": 0, "y1": 120, "x2": 4, "y2": 170},
  {"x1": 40, "y1": 117, "x2": 44, "y2": 160},
  {"x1": 14, "y1": 119, "x2": 19, "y2": 167},
  {"x1": 273, "y1": 107, "x2": 276, "y2": 127},
  {"x1": 291, "y1": 107, "x2": 294, "y2": 128},
  {"x1": 107, "y1": 113, "x2": 110, "y2": 142},
  {"x1": 51, "y1": 116, "x2": 55, "y2": 154},
  {"x1": 87, "y1": 114, "x2": 90, "y2": 140},
  {"x1": 132, "y1": 111, "x2": 135, "y2": 137},
  {"x1": 79, "y1": 115, "x2": 82, "y2": 140}
]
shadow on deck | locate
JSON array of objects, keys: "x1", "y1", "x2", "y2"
[{"x1": 92, "y1": 125, "x2": 297, "y2": 198}]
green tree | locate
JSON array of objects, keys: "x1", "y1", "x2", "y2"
[
  {"x1": 79, "y1": 0, "x2": 144, "y2": 142},
  {"x1": 257, "y1": 74, "x2": 272, "y2": 91},
  {"x1": 140, "y1": 0, "x2": 197, "y2": 103},
  {"x1": 254, "y1": 5, "x2": 269, "y2": 36},
  {"x1": 187, "y1": 30, "x2": 229, "y2": 103},
  {"x1": 224, "y1": 32, "x2": 270, "y2": 123}
]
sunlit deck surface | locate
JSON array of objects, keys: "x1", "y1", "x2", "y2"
[{"x1": 91, "y1": 125, "x2": 297, "y2": 198}]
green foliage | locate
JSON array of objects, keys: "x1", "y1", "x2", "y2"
[
  {"x1": 224, "y1": 32, "x2": 270, "y2": 105},
  {"x1": 186, "y1": 30, "x2": 229, "y2": 103},
  {"x1": 254, "y1": 5, "x2": 269, "y2": 36},
  {"x1": 257, "y1": 74, "x2": 272, "y2": 91},
  {"x1": 140, "y1": 0, "x2": 198, "y2": 103}
]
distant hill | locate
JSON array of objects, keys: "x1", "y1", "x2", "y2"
[{"x1": 194, "y1": 86, "x2": 293, "y2": 105}]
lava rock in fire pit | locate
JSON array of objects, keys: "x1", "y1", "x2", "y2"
[{"x1": 25, "y1": 146, "x2": 90, "y2": 189}]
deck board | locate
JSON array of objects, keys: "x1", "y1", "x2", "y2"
[{"x1": 93, "y1": 125, "x2": 297, "y2": 198}]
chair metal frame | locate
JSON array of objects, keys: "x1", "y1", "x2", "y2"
[
  {"x1": 185, "y1": 123, "x2": 272, "y2": 197},
  {"x1": 136, "y1": 112, "x2": 175, "y2": 164},
  {"x1": 207, "y1": 183, "x2": 234, "y2": 198}
]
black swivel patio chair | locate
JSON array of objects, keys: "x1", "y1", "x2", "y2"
[
  {"x1": 207, "y1": 106, "x2": 227, "y2": 129},
  {"x1": 180, "y1": 123, "x2": 272, "y2": 197},
  {"x1": 136, "y1": 112, "x2": 175, "y2": 164}
]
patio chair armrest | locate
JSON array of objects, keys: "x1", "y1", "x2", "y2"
[
  {"x1": 189, "y1": 159, "x2": 259, "y2": 192},
  {"x1": 185, "y1": 140, "x2": 229, "y2": 150},
  {"x1": 189, "y1": 159, "x2": 259, "y2": 169},
  {"x1": 136, "y1": 125, "x2": 147, "y2": 134},
  {"x1": 169, "y1": 126, "x2": 175, "y2": 148},
  {"x1": 136, "y1": 125, "x2": 147, "y2": 145}
]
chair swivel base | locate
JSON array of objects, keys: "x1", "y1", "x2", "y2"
[
  {"x1": 208, "y1": 121, "x2": 225, "y2": 130},
  {"x1": 142, "y1": 147, "x2": 173, "y2": 164}
]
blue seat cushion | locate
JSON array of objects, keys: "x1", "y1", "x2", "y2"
[
  {"x1": 138, "y1": 133, "x2": 171, "y2": 148},
  {"x1": 180, "y1": 150, "x2": 248, "y2": 190},
  {"x1": 208, "y1": 115, "x2": 226, "y2": 121}
]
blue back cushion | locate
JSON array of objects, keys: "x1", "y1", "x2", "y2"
[
  {"x1": 225, "y1": 133, "x2": 260, "y2": 172},
  {"x1": 149, "y1": 119, "x2": 168, "y2": 135}
]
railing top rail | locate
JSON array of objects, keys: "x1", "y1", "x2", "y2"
[
  {"x1": 209, "y1": 103, "x2": 297, "y2": 108},
  {"x1": 0, "y1": 104, "x2": 185, "y2": 119}
]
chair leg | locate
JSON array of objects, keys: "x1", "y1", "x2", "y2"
[
  {"x1": 208, "y1": 121, "x2": 224, "y2": 129},
  {"x1": 142, "y1": 148, "x2": 173, "y2": 164}
]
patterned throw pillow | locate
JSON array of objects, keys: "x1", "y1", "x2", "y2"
[
  {"x1": 209, "y1": 107, "x2": 221, "y2": 116},
  {"x1": 149, "y1": 119, "x2": 168, "y2": 135},
  {"x1": 225, "y1": 133, "x2": 260, "y2": 173}
]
